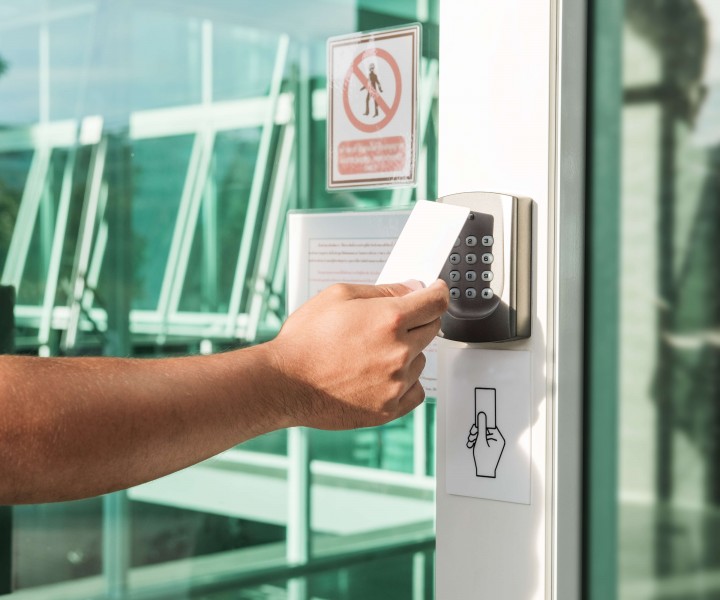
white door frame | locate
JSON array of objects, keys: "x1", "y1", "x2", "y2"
[{"x1": 437, "y1": 1, "x2": 586, "y2": 598}]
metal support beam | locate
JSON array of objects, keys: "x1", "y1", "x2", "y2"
[
  {"x1": 62, "y1": 137, "x2": 108, "y2": 351},
  {"x1": 0, "y1": 285, "x2": 14, "y2": 595},
  {"x1": 39, "y1": 149, "x2": 77, "y2": 354}
]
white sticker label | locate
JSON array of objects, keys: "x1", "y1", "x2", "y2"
[{"x1": 443, "y1": 347, "x2": 532, "y2": 505}]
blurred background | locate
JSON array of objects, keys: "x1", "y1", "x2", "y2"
[
  {"x1": 588, "y1": 1, "x2": 720, "y2": 598},
  {"x1": 0, "y1": 0, "x2": 438, "y2": 598},
  {"x1": 1, "y1": 0, "x2": 720, "y2": 598}
]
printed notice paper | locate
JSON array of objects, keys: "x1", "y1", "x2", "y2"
[{"x1": 376, "y1": 200, "x2": 470, "y2": 287}]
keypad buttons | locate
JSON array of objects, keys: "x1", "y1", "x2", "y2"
[
  {"x1": 450, "y1": 287, "x2": 461, "y2": 300},
  {"x1": 481, "y1": 253, "x2": 493, "y2": 264},
  {"x1": 449, "y1": 253, "x2": 461, "y2": 265},
  {"x1": 449, "y1": 270, "x2": 461, "y2": 282},
  {"x1": 482, "y1": 235, "x2": 494, "y2": 247},
  {"x1": 465, "y1": 288, "x2": 477, "y2": 299},
  {"x1": 465, "y1": 253, "x2": 477, "y2": 265},
  {"x1": 465, "y1": 235, "x2": 478, "y2": 247},
  {"x1": 465, "y1": 270, "x2": 477, "y2": 282},
  {"x1": 481, "y1": 270, "x2": 493, "y2": 282},
  {"x1": 454, "y1": 237, "x2": 461, "y2": 248},
  {"x1": 481, "y1": 288, "x2": 494, "y2": 300}
]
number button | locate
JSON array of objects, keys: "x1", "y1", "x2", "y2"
[
  {"x1": 449, "y1": 270, "x2": 461, "y2": 282},
  {"x1": 481, "y1": 270, "x2": 493, "y2": 282},
  {"x1": 481, "y1": 253, "x2": 493, "y2": 264},
  {"x1": 465, "y1": 235, "x2": 478, "y2": 247},
  {"x1": 449, "y1": 253, "x2": 461, "y2": 265},
  {"x1": 450, "y1": 287, "x2": 461, "y2": 300},
  {"x1": 465, "y1": 253, "x2": 477, "y2": 265},
  {"x1": 465, "y1": 288, "x2": 477, "y2": 299},
  {"x1": 482, "y1": 235, "x2": 494, "y2": 247},
  {"x1": 465, "y1": 270, "x2": 477, "y2": 282},
  {"x1": 481, "y1": 288, "x2": 494, "y2": 299},
  {"x1": 454, "y1": 237, "x2": 461, "y2": 248}
]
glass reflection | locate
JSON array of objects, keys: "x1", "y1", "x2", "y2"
[
  {"x1": 0, "y1": 0, "x2": 438, "y2": 597},
  {"x1": 619, "y1": 0, "x2": 720, "y2": 596}
]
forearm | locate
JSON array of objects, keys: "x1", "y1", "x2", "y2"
[
  {"x1": 0, "y1": 280, "x2": 448, "y2": 505},
  {"x1": 0, "y1": 345, "x2": 292, "y2": 504}
]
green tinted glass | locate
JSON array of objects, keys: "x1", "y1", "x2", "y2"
[
  {"x1": 588, "y1": 1, "x2": 720, "y2": 598},
  {"x1": 0, "y1": 1, "x2": 438, "y2": 597}
]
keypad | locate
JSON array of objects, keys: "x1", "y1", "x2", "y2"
[{"x1": 439, "y1": 210, "x2": 496, "y2": 314}]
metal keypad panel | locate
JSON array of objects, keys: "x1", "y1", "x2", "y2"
[{"x1": 439, "y1": 211, "x2": 496, "y2": 318}]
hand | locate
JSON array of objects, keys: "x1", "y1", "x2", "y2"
[
  {"x1": 267, "y1": 280, "x2": 448, "y2": 430},
  {"x1": 466, "y1": 412, "x2": 505, "y2": 478}
]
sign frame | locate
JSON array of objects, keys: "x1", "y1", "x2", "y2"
[{"x1": 327, "y1": 24, "x2": 421, "y2": 190}]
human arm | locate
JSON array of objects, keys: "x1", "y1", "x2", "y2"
[{"x1": 0, "y1": 280, "x2": 448, "y2": 504}]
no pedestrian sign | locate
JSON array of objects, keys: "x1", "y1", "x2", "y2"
[{"x1": 327, "y1": 25, "x2": 420, "y2": 190}]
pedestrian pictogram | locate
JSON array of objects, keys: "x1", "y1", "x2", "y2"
[
  {"x1": 327, "y1": 25, "x2": 420, "y2": 190},
  {"x1": 342, "y1": 48, "x2": 402, "y2": 133}
]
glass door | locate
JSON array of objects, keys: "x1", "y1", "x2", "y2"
[{"x1": 587, "y1": 0, "x2": 720, "y2": 598}]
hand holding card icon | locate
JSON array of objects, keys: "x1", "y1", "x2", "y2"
[{"x1": 466, "y1": 388, "x2": 505, "y2": 478}]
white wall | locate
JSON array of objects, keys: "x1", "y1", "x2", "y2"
[{"x1": 437, "y1": 1, "x2": 556, "y2": 598}]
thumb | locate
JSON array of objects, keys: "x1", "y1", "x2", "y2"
[{"x1": 476, "y1": 411, "x2": 488, "y2": 437}]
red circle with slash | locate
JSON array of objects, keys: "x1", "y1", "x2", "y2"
[{"x1": 342, "y1": 48, "x2": 402, "y2": 133}]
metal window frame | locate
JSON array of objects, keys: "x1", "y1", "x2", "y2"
[{"x1": 552, "y1": 0, "x2": 588, "y2": 597}]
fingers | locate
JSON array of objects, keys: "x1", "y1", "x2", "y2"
[
  {"x1": 391, "y1": 352, "x2": 426, "y2": 408},
  {"x1": 324, "y1": 280, "x2": 447, "y2": 332},
  {"x1": 395, "y1": 380, "x2": 425, "y2": 418},
  {"x1": 467, "y1": 424, "x2": 478, "y2": 448},
  {"x1": 395, "y1": 280, "x2": 449, "y2": 330},
  {"x1": 332, "y1": 281, "x2": 423, "y2": 301},
  {"x1": 406, "y1": 318, "x2": 441, "y2": 354},
  {"x1": 406, "y1": 351, "x2": 427, "y2": 385}
]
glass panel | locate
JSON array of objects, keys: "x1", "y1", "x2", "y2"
[
  {"x1": 0, "y1": 25, "x2": 39, "y2": 124},
  {"x1": 0, "y1": 151, "x2": 33, "y2": 275},
  {"x1": 0, "y1": 0, "x2": 439, "y2": 596},
  {"x1": 16, "y1": 148, "x2": 68, "y2": 307},
  {"x1": 130, "y1": 12, "x2": 202, "y2": 111},
  {"x1": 197, "y1": 550, "x2": 435, "y2": 599},
  {"x1": 131, "y1": 135, "x2": 195, "y2": 311},
  {"x1": 13, "y1": 499, "x2": 103, "y2": 588},
  {"x1": 178, "y1": 128, "x2": 262, "y2": 314},
  {"x1": 310, "y1": 412, "x2": 415, "y2": 471},
  {"x1": 589, "y1": 1, "x2": 720, "y2": 598},
  {"x1": 49, "y1": 13, "x2": 94, "y2": 121},
  {"x1": 213, "y1": 24, "x2": 278, "y2": 101}
]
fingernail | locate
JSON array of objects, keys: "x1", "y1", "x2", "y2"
[{"x1": 402, "y1": 279, "x2": 425, "y2": 291}]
